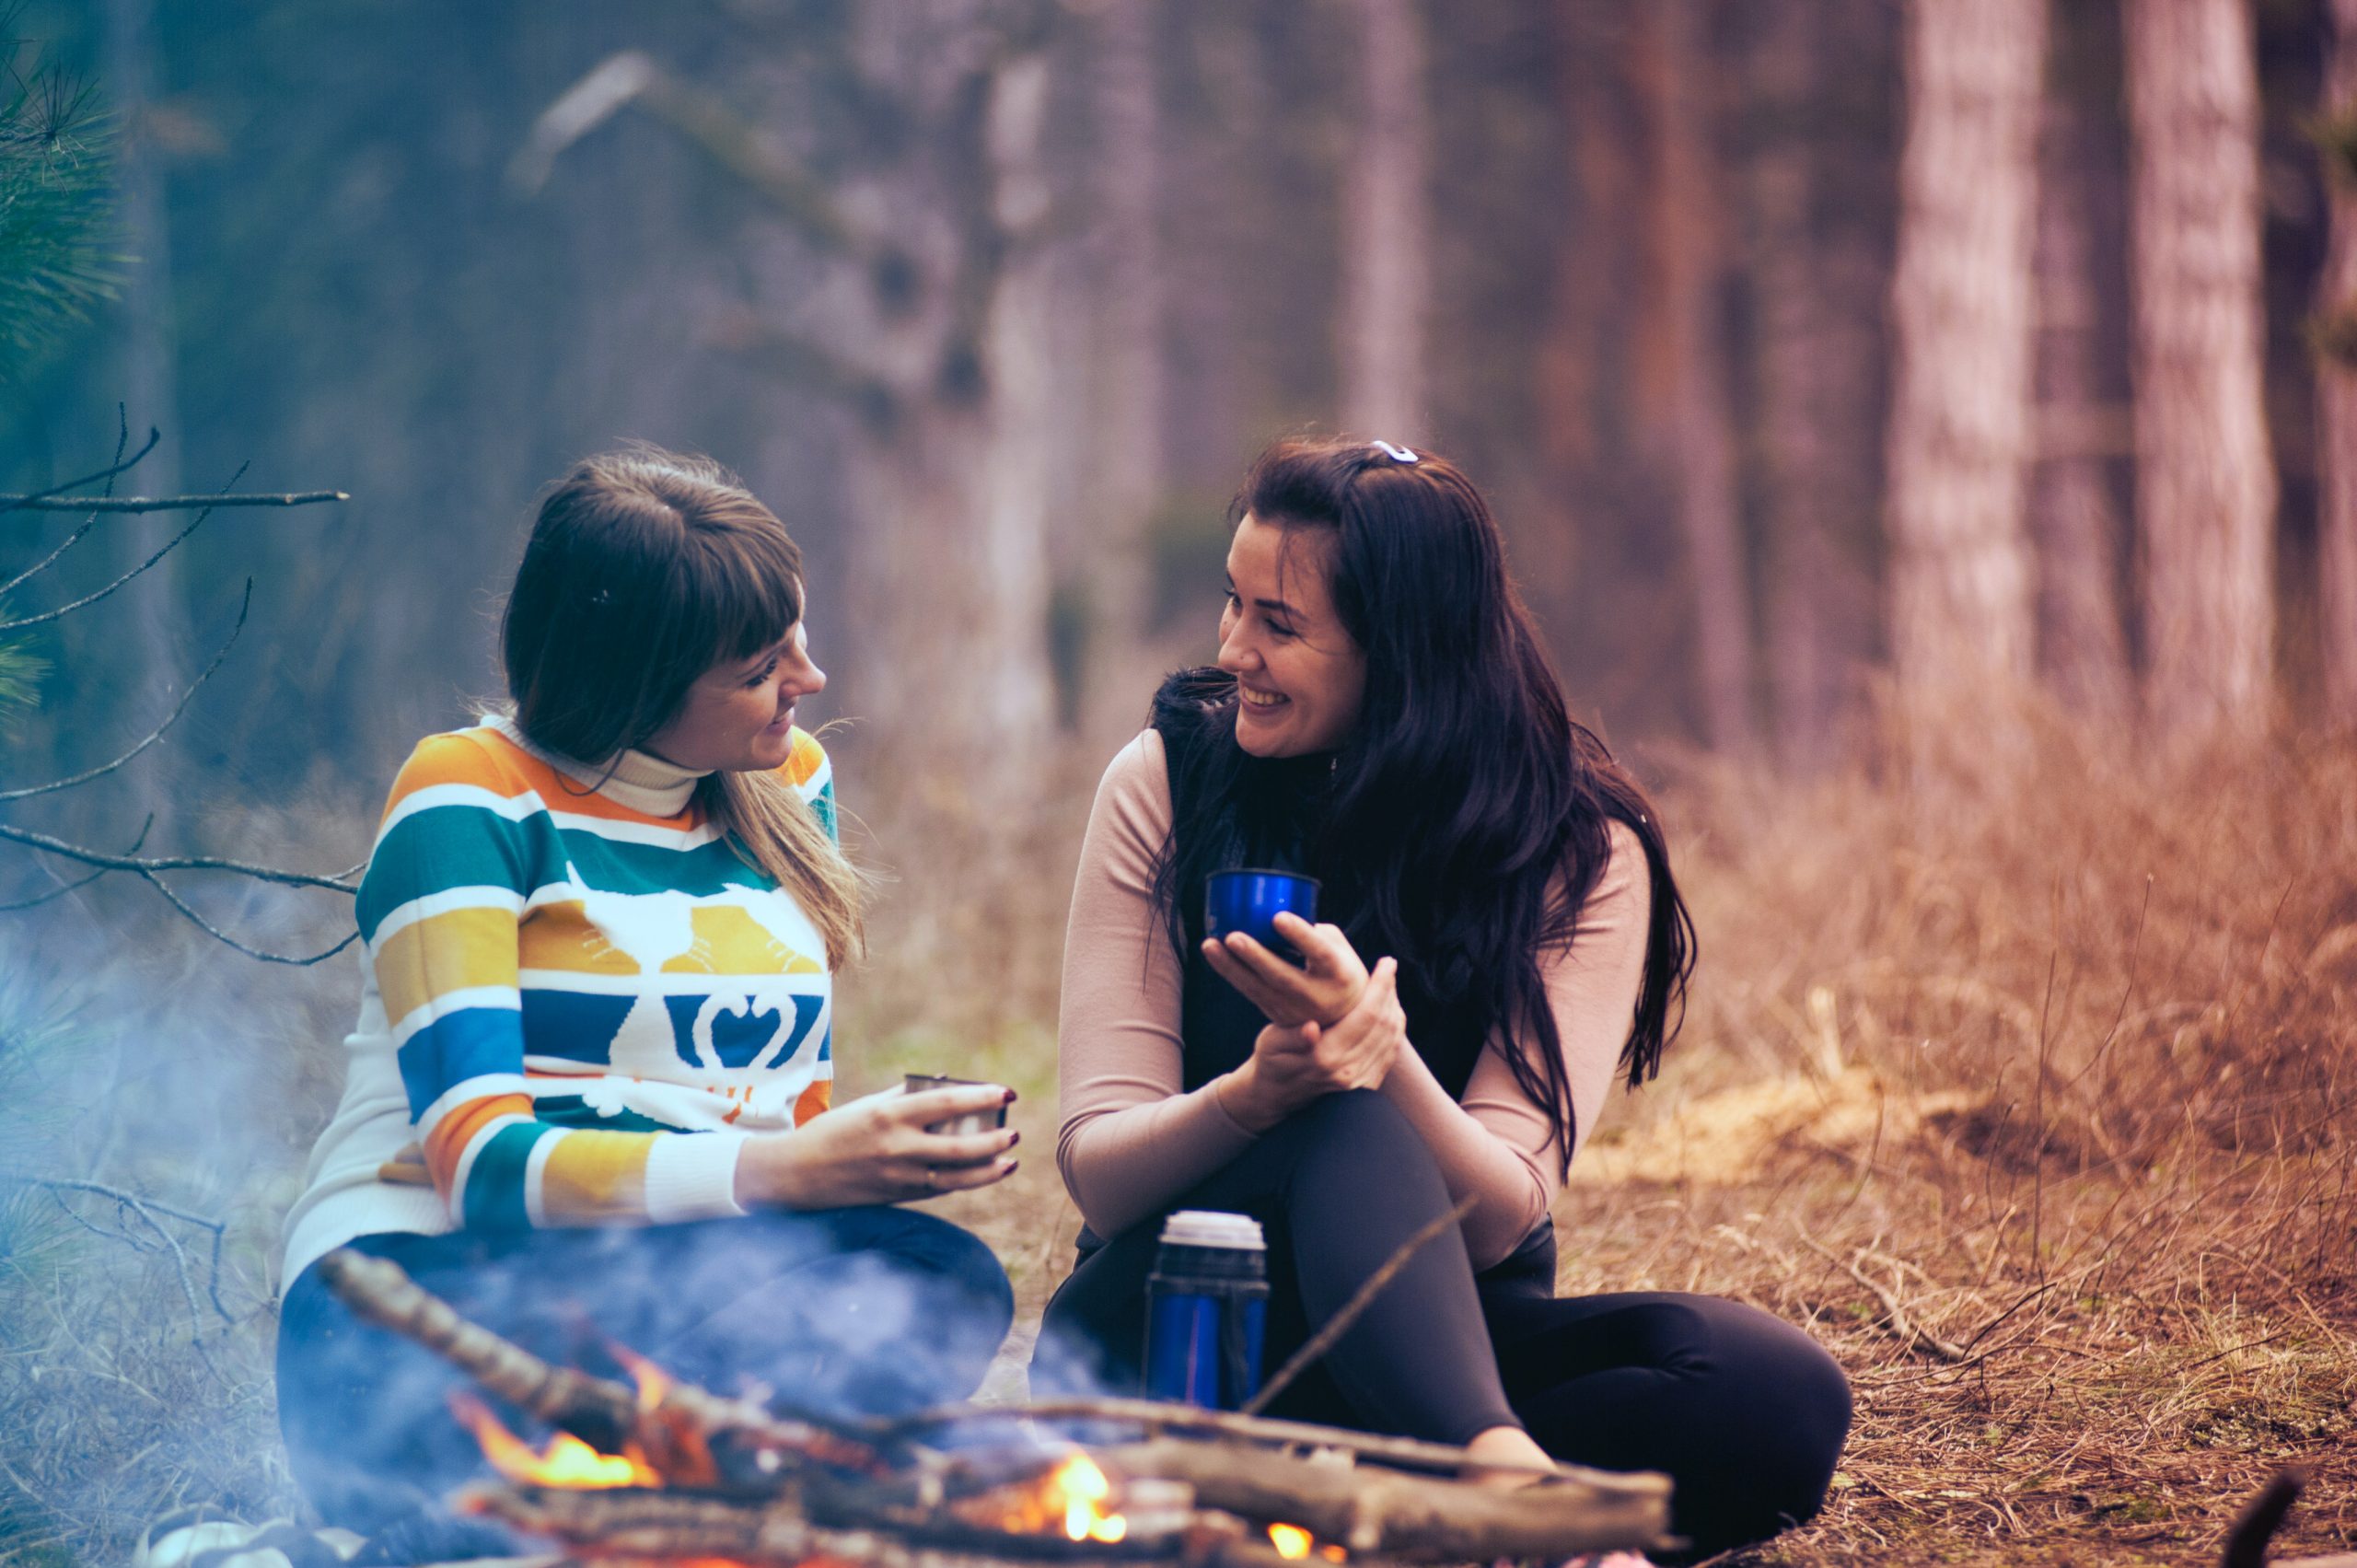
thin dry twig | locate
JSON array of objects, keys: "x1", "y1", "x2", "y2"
[
  {"x1": 0, "y1": 491, "x2": 215, "y2": 633},
  {"x1": 0, "y1": 412, "x2": 142, "y2": 598},
  {"x1": 0, "y1": 490, "x2": 347, "y2": 513},
  {"x1": 1802, "y1": 1235, "x2": 1968, "y2": 1363},
  {"x1": 0, "y1": 418, "x2": 160, "y2": 514},
  {"x1": 1240, "y1": 1193, "x2": 1479, "y2": 1417},
  {"x1": 0, "y1": 824, "x2": 362, "y2": 892},
  {"x1": 0, "y1": 582, "x2": 251, "y2": 802}
]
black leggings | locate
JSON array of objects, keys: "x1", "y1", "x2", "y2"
[
  {"x1": 278, "y1": 1208, "x2": 1012, "y2": 1559},
  {"x1": 1034, "y1": 1091, "x2": 1851, "y2": 1559}
]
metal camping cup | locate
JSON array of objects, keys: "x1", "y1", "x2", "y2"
[
  {"x1": 1143, "y1": 1210, "x2": 1269, "y2": 1408},
  {"x1": 902, "y1": 1074, "x2": 1009, "y2": 1137},
  {"x1": 1203, "y1": 868, "x2": 1320, "y2": 963}
]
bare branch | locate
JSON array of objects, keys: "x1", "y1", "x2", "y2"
[
  {"x1": 0, "y1": 419, "x2": 160, "y2": 514},
  {"x1": 0, "y1": 495, "x2": 213, "y2": 633},
  {"x1": 1802, "y1": 1236, "x2": 1969, "y2": 1363},
  {"x1": 0, "y1": 1173, "x2": 238, "y2": 1330},
  {"x1": 0, "y1": 409, "x2": 141, "y2": 595},
  {"x1": 0, "y1": 490, "x2": 347, "y2": 513},
  {"x1": 0, "y1": 514, "x2": 98, "y2": 597},
  {"x1": 514, "y1": 49, "x2": 865, "y2": 256},
  {"x1": 134, "y1": 870, "x2": 362, "y2": 966},
  {"x1": 0, "y1": 581, "x2": 250, "y2": 801},
  {"x1": 0, "y1": 815, "x2": 148, "y2": 911},
  {"x1": 0, "y1": 820, "x2": 360, "y2": 891}
]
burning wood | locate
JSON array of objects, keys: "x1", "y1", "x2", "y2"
[{"x1": 317, "y1": 1247, "x2": 1674, "y2": 1566}]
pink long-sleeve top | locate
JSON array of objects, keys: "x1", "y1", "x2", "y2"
[{"x1": 1054, "y1": 731, "x2": 1653, "y2": 1271}]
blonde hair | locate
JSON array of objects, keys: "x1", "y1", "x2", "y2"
[{"x1": 500, "y1": 446, "x2": 865, "y2": 968}]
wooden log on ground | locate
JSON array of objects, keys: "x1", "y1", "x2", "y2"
[
  {"x1": 882, "y1": 1398, "x2": 1568, "y2": 1480},
  {"x1": 1099, "y1": 1439, "x2": 1669, "y2": 1561},
  {"x1": 465, "y1": 1485, "x2": 1291, "y2": 1568}
]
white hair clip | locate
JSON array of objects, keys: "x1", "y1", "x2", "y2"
[{"x1": 1370, "y1": 440, "x2": 1419, "y2": 463}]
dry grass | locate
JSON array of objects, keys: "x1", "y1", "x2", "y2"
[{"x1": 3, "y1": 713, "x2": 2352, "y2": 1567}]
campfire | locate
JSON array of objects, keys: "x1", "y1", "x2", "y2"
[{"x1": 319, "y1": 1250, "x2": 1672, "y2": 1567}]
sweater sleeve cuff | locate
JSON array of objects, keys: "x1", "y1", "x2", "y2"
[{"x1": 644, "y1": 1131, "x2": 749, "y2": 1224}]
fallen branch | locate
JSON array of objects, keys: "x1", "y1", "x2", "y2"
[
  {"x1": 1100, "y1": 1439, "x2": 1667, "y2": 1561},
  {"x1": 884, "y1": 1399, "x2": 1562, "y2": 1481},
  {"x1": 317, "y1": 1249, "x2": 890, "y2": 1481},
  {"x1": 0, "y1": 490, "x2": 347, "y2": 512},
  {"x1": 0, "y1": 420, "x2": 160, "y2": 514},
  {"x1": 468, "y1": 1483, "x2": 1287, "y2": 1568},
  {"x1": 1241, "y1": 1195, "x2": 1476, "y2": 1416}
]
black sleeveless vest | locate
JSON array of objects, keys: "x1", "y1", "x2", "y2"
[{"x1": 1148, "y1": 670, "x2": 1558, "y2": 1295}]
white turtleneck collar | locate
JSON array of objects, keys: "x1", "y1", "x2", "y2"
[{"x1": 480, "y1": 714, "x2": 709, "y2": 819}]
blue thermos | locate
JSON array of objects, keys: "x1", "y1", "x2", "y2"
[{"x1": 1144, "y1": 1211, "x2": 1269, "y2": 1408}]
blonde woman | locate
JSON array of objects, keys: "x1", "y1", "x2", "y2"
[{"x1": 275, "y1": 449, "x2": 1016, "y2": 1553}]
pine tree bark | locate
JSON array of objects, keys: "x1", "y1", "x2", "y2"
[
  {"x1": 2319, "y1": 0, "x2": 2357, "y2": 726},
  {"x1": 1742, "y1": 0, "x2": 1892, "y2": 770},
  {"x1": 1339, "y1": 0, "x2": 1430, "y2": 441},
  {"x1": 1078, "y1": 0, "x2": 1169, "y2": 741},
  {"x1": 1643, "y1": 0, "x2": 1758, "y2": 754},
  {"x1": 2124, "y1": 0, "x2": 2278, "y2": 737},
  {"x1": 2029, "y1": 0, "x2": 2132, "y2": 717},
  {"x1": 1883, "y1": 0, "x2": 2046, "y2": 709}
]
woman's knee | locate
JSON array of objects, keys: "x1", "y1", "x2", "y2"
[{"x1": 1270, "y1": 1087, "x2": 1426, "y2": 1167}]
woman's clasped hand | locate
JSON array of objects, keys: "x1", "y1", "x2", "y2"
[
  {"x1": 736, "y1": 1083, "x2": 1020, "y2": 1209},
  {"x1": 1213, "y1": 932, "x2": 1409, "y2": 1134}
]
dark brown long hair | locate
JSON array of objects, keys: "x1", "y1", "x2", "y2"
[
  {"x1": 1153, "y1": 436, "x2": 1694, "y2": 1170},
  {"x1": 500, "y1": 446, "x2": 864, "y2": 968}
]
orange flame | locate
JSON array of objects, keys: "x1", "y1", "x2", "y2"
[
  {"x1": 1268, "y1": 1523, "x2": 1345, "y2": 1561},
  {"x1": 449, "y1": 1392, "x2": 659, "y2": 1489},
  {"x1": 609, "y1": 1341, "x2": 673, "y2": 1412},
  {"x1": 1039, "y1": 1452, "x2": 1127, "y2": 1543}
]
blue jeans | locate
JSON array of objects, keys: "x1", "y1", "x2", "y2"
[{"x1": 277, "y1": 1208, "x2": 1012, "y2": 1554}]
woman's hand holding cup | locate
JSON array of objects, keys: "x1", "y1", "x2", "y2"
[
  {"x1": 1215, "y1": 957, "x2": 1406, "y2": 1132},
  {"x1": 735, "y1": 1080, "x2": 1018, "y2": 1210},
  {"x1": 1201, "y1": 912, "x2": 1369, "y2": 1028}
]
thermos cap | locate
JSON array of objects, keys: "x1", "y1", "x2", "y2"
[{"x1": 1159, "y1": 1210, "x2": 1266, "y2": 1250}]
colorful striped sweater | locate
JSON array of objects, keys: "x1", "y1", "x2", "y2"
[{"x1": 280, "y1": 714, "x2": 840, "y2": 1285}]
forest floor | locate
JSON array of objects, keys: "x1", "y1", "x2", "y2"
[{"x1": 1, "y1": 708, "x2": 2351, "y2": 1568}]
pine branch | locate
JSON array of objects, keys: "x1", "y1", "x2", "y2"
[{"x1": 0, "y1": 412, "x2": 146, "y2": 593}]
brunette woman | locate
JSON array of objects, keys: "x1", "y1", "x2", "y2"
[
  {"x1": 276, "y1": 449, "x2": 1016, "y2": 1554},
  {"x1": 1037, "y1": 437, "x2": 1849, "y2": 1560}
]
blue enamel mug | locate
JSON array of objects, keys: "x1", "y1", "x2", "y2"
[{"x1": 1203, "y1": 868, "x2": 1319, "y2": 962}]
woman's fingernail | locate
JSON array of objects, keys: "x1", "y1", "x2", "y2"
[
  {"x1": 1008, "y1": 1130, "x2": 1022, "y2": 1146},
  {"x1": 1004, "y1": 1086, "x2": 1018, "y2": 1104},
  {"x1": 1004, "y1": 1159, "x2": 1020, "y2": 1175}
]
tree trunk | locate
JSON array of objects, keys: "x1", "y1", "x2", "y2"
[
  {"x1": 1742, "y1": 0, "x2": 1892, "y2": 771},
  {"x1": 1642, "y1": 0, "x2": 1759, "y2": 754},
  {"x1": 2028, "y1": 0, "x2": 2133, "y2": 717},
  {"x1": 2124, "y1": 0, "x2": 2277, "y2": 738},
  {"x1": 1883, "y1": 0, "x2": 2046, "y2": 709},
  {"x1": 835, "y1": 13, "x2": 1056, "y2": 801},
  {"x1": 101, "y1": 0, "x2": 184, "y2": 833},
  {"x1": 2319, "y1": 0, "x2": 2357, "y2": 727},
  {"x1": 1339, "y1": 0, "x2": 1429, "y2": 442},
  {"x1": 1078, "y1": 0, "x2": 1169, "y2": 742}
]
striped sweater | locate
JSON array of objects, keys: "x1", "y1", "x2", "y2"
[{"x1": 281, "y1": 714, "x2": 839, "y2": 1284}]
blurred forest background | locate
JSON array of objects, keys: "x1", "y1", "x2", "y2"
[{"x1": 3, "y1": 2, "x2": 2355, "y2": 1566}]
